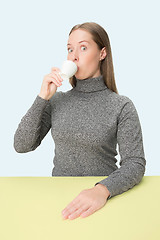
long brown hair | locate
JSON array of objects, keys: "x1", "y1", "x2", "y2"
[{"x1": 68, "y1": 22, "x2": 119, "y2": 94}]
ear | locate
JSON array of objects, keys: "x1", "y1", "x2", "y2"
[{"x1": 100, "y1": 47, "x2": 107, "y2": 60}]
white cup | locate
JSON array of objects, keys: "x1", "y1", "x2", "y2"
[{"x1": 59, "y1": 60, "x2": 78, "y2": 81}]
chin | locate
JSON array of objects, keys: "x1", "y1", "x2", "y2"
[
  {"x1": 75, "y1": 73, "x2": 81, "y2": 79},
  {"x1": 75, "y1": 72, "x2": 88, "y2": 80}
]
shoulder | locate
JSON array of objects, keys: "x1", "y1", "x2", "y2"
[
  {"x1": 112, "y1": 94, "x2": 140, "y2": 124},
  {"x1": 107, "y1": 92, "x2": 140, "y2": 124},
  {"x1": 110, "y1": 91, "x2": 133, "y2": 104},
  {"x1": 107, "y1": 91, "x2": 136, "y2": 110}
]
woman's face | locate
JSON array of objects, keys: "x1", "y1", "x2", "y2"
[{"x1": 67, "y1": 29, "x2": 106, "y2": 80}]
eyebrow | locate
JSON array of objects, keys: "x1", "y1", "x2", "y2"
[{"x1": 67, "y1": 40, "x2": 89, "y2": 46}]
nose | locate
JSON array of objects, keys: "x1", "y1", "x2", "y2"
[
  {"x1": 73, "y1": 56, "x2": 79, "y2": 64},
  {"x1": 72, "y1": 49, "x2": 79, "y2": 63}
]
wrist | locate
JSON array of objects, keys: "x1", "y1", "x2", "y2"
[
  {"x1": 38, "y1": 93, "x2": 49, "y2": 101},
  {"x1": 94, "y1": 184, "x2": 110, "y2": 198}
]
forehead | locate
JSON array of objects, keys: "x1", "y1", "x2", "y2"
[{"x1": 67, "y1": 29, "x2": 94, "y2": 45}]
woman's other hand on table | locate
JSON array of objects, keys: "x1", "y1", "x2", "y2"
[{"x1": 61, "y1": 184, "x2": 110, "y2": 220}]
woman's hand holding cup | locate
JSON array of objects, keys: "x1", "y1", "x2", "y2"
[
  {"x1": 38, "y1": 60, "x2": 78, "y2": 101},
  {"x1": 39, "y1": 67, "x2": 63, "y2": 101}
]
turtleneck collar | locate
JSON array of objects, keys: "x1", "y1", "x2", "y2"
[{"x1": 74, "y1": 75, "x2": 108, "y2": 93}]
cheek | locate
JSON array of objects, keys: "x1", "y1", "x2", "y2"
[
  {"x1": 83, "y1": 54, "x2": 99, "y2": 69},
  {"x1": 81, "y1": 54, "x2": 93, "y2": 66}
]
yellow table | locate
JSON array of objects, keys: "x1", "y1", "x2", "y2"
[{"x1": 0, "y1": 176, "x2": 159, "y2": 240}]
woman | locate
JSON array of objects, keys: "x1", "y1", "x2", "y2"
[{"x1": 14, "y1": 22, "x2": 146, "y2": 220}]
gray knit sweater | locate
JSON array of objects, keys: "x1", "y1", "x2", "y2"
[{"x1": 14, "y1": 75, "x2": 146, "y2": 199}]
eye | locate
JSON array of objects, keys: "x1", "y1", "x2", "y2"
[
  {"x1": 67, "y1": 46, "x2": 87, "y2": 53},
  {"x1": 67, "y1": 48, "x2": 72, "y2": 53},
  {"x1": 81, "y1": 46, "x2": 87, "y2": 51}
]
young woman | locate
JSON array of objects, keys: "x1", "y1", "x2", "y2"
[{"x1": 14, "y1": 22, "x2": 146, "y2": 220}]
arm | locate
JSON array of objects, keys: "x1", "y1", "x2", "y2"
[
  {"x1": 13, "y1": 95, "x2": 51, "y2": 153},
  {"x1": 94, "y1": 97, "x2": 146, "y2": 199}
]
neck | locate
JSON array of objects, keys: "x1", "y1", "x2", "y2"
[{"x1": 74, "y1": 75, "x2": 108, "y2": 93}]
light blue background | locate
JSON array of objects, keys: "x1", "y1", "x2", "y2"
[{"x1": 0, "y1": 0, "x2": 159, "y2": 176}]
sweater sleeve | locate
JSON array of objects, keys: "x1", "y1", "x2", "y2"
[
  {"x1": 94, "y1": 97, "x2": 146, "y2": 200},
  {"x1": 13, "y1": 95, "x2": 52, "y2": 153}
]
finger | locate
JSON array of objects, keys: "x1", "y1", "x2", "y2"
[
  {"x1": 62, "y1": 200, "x2": 81, "y2": 218},
  {"x1": 45, "y1": 76, "x2": 59, "y2": 87},
  {"x1": 68, "y1": 205, "x2": 89, "y2": 220},
  {"x1": 80, "y1": 206, "x2": 95, "y2": 218},
  {"x1": 51, "y1": 72, "x2": 63, "y2": 85},
  {"x1": 51, "y1": 67, "x2": 61, "y2": 73},
  {"x1": 50, "y1": 74, "x2": 62, "y2": 87},
  {"x1": 62, "y1": 200, "x2": 79, "y2": 215},
  {"x1": 54, "y1": 71, "x2": 63, "y2": 82}
]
